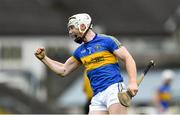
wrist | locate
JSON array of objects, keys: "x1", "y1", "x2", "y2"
[
  {"x1": 129, "y1": 79, "x2": 137, "y2": 85},
  {"x1": 40, "y1": 55, "x2": 46, "y2": 61}
]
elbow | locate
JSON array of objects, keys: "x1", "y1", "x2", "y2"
[
  {"x1": 57, "y1": 73, "x2": 66, "y2": 77},
  {"x1": 58, "y1": 69, "x2": 70, "y2": 77},
  {"x1": 127, "y1": 55, "x2": 135, "y2": 63},
  {"x1": 56, "y1": 68, "x2": 68, "y2": 77},
  {"x1": 124, "y1": 55, "x2": 136, "y2": 68}
]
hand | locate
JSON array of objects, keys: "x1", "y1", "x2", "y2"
[
  {"x1": 34, "y1": 48, "x2": 46, "y2": 60},
  {"x1": 128, "y1": 82, "x2": 138, "y2": 97}
]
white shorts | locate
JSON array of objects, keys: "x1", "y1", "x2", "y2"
[{"x1": 89, "y1": 82, "x2": 127, "y2": 112}]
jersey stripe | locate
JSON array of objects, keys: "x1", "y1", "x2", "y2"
[{"x1": 81, "y1": 51, "x2": 118, "y2": 71}]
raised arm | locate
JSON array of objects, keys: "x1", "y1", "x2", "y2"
[
  {"x1": 113, "y1": 46, "x2": 138, "y2": 96},
  {"x1": 34, "y1": 48, "x2": 81, "y2": 77}
]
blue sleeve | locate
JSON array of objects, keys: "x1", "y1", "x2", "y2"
[
  {"x1": 106, "y1": 36, "x2": 123, "y2": 53},
  {"x1": 159, "y1": 85, "x2": 165, "y2": 92},
  {"x1": 73, "y1": 49, "x2": 82, "y2": 63}
]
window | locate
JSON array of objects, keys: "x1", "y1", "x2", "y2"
[{"x1": 0, "y1": 46, "x2": 22, "y2": 60}]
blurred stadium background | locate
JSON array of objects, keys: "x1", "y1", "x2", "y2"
[{"x1": 0, "y1": 0, "x2": 180, "y2": 114}]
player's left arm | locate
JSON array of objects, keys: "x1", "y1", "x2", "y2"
[{"x1": 113, "y1": 46, "x2": 138, "y2": 96}]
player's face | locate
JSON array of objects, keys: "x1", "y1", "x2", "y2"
[
  {"x1": 165, "y1": 79, "x2": 172, "y2": 85},
  {"x1": 68, "y1": 25, "x2": 82, "y2": 39}
]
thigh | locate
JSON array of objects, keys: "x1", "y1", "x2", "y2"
[
  {"x1": 106, "y1": 82, "x2": 126, "y2": 108},
  {"x1": 106, "y1": 82, "x2": 127, "y2": 114},
  {"x1": 89, "y1": 92, "x2": 108, "y2": 114},
  {"x1": 108, "y1": 103, "x2": 127, "y2": 114}
]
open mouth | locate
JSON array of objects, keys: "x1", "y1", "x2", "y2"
[{"x1": 69, "y1": 33, "x2": 78, "y2": 39}]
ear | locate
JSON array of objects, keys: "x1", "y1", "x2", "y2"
[{"x1": 80, "y1": 24, "x2": 86, "y2": 31}]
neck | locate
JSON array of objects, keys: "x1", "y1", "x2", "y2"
[{"x1": 83, "y1": 30, "x2": 96, "y2": 43}]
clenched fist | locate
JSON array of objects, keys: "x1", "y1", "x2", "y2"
[{"x1": 34, "y1": 48, "x2": 46, "y2": 60}]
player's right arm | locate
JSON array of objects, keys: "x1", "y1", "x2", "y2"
[{"x1": 34, "y1": 48, "x2": 81, "y2": 77}]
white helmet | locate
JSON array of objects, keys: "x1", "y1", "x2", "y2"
[
  {"x1": 162, "y1": 69, "x2": 175, "y2": 81},
  {"x1": 68, "y1": 13, "x2": 92, "y2": 32}
]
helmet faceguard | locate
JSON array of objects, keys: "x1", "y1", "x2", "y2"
[{"x1": 68, "y1": 13, "x2": 92, "y2": 44}]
